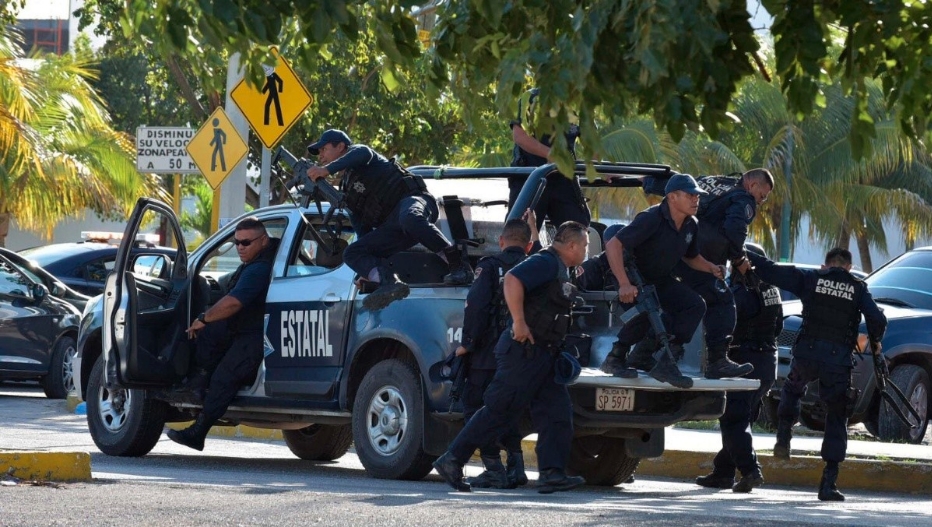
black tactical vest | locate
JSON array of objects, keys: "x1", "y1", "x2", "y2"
[
  {"x1": 735, "y1": 283, "x2": 782, "y2": 344},
  {"x1": 696, "y1": 176, "x2": 751, "y2": 264},
  {"x1": 483, "y1": 250, "x2": 527, "y2": 341},
  {"x1": 799, "y1": 268, "x2": 865, "y2": 347},
  {"x1": 343, "y1": 159, "x2": 427, "y2": 229},
  {"x1": 523, "y1": 249, "x2": 576, "y2": 345}
]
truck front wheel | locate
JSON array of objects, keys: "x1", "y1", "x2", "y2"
[
  {"x1": 86, "y1": 356, "x2": 166, "y2": 457},
  {"x1": 352, "y1": 359, "x2": 434, "y2": 480},
  {"x1": 567, "y1": 435, "x2": 641, "y2": 486}
]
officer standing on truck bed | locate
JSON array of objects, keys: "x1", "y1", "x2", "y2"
[
  {"x1": 433, "y1": 221, "x2": 589, "y2": 494},
  {"x1": 168, "y1": 217, "x2": 276, "y2": 451},
  {"x1": 454, "y1": 215, "x2": 537, "y2": 489},
  {"x1": 696, "y1": 245, "x2": 783, "y2": 493},
  {"x1": 598, "y1": 174, "x2": 722, "y2": 385},
  {"x1": 748, "y1": 247, "x2": 887, "y2": 501},
  {"x1": 678, "y1": 169, "x2": 775, "y2": 379},
  {"x1": 305, "y1": 129, "x2": 472, "y2": 310}
]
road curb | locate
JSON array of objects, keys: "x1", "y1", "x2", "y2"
[{"x1": 0, "y1": 451, "x2": 92, "y2": 482}]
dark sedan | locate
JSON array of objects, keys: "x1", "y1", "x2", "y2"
[
  {"x1": 768, "y1": 248, "x2": 932, "y2": 443},
  {"x1": 0, "y1": 251, "x2": 81, "y2": 398},
  {"x1": 19, "y1": 239, "x2": 175, "y2": 296},
  {"x1": 0, "y1": 247, "x2": 90, "y2": 312}
]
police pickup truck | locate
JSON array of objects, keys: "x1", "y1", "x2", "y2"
[{"x1": 73, "y1": 162, "x2": 757, "y2": 486}]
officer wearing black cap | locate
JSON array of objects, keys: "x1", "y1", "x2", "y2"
[
  {"x1": 696, "y1": 245, "x2": 783, "y2": 493},
  {"x1": 306, "y1": 130, "x2": 472, "y2": 310},
  {"x1": 598, "y1": 174, "x2": 721, "y2": 385},
  {"x1": 508, "y1": 88, "x2": 590, "y2": 229},
  {"x1": 433, "y1": 221, "x2": 590, "y2": 494},
  {"x1": 678, "y1": 169, "x2": 775, "y2": 379},
  {"x1": 454, "y1": 217, "x2": 537, "y2": 489},
  {"x1": 747, "y1": 247, "x2": 886, "y2": 501}
]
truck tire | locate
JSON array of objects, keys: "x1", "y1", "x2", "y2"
[
  {"x1": 878, "y1": 364, "x2": 930, "y2": 444},
  {"x1": 566, "y1": 436, "x2": 640, "y2": 487},
  {"x1": 352, "y1": 359, "x2": 434, "y2": 480},
  {"x1": 799, "y1": 411, "x2": 826, "y2": 432},
  {"x1": 86, "y1": 356, "x2": 166, "y2": 457},
  {"x1": 41, "y1": 336, "x2": 77, "y2": 399},
  {"x1": 283, "y1": 424, "x2": 353, "y2": 461}
]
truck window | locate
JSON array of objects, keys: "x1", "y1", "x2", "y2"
[{"x1": 285, "y1": 218, "x2": 353, "y2": 277}]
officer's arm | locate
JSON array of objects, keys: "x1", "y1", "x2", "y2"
[
  {"x1": 503, "y1": 274, "x2": 533, "y2": 344},
  {"x1": 512, "y1": 124, "x2": 551, "y2": 159},
  {"x1": 324, "y1": 145, "x2": 373, "y2": 175},
  {"x1": 861, "y1": 289, "x2": 888, "y2": 344},
  {"x1": 460, "y1": 264, "x2": 494, "y2": 354},
  {"x1": 723, "y1": 195, "x2": 754, "y2": 261},
  {"x1": 201, "y1": 295, "x2": 244, "y2": 322},
  {"x1": 773, "y1": 303, "x2": 785, "y2": 341},
  {"x1": 747, "y1": 252, "x2": 805, "y2": 295},
  {"x1": 604, "y1": 237, "x2": 631, "y2": 288},
  {"x1": 682, "y1": 254, "x2": 724, "y2": 278}
]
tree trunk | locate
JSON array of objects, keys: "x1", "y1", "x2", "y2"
[
  {"x1": 0, "y1": 212, "x2": 10, "y2": 248},
  {"x1": 836, "y1": 221, "x2": 851, "y2": 250},
  {"x1": 856, "y1": 233, "x2": 873, "y2": 273}
]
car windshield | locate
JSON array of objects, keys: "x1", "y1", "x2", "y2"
[
  {"x1": 19, "y1": 244, "x2": 95, "y2": 267},
  {"x1": 866, "y1": 250, "x2": 932, "y2": 310}
]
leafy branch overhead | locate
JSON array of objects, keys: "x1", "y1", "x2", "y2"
[{"x1": 95, "y1": 1, "x2": 932, "y2": 162}]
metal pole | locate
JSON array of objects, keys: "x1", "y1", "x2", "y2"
[
  {"x1": 260, "y1": 147, "x2": 271, "y2": 208},
  {"x1": 778, "y1": 130, "x2": 794, "y2": 262}
]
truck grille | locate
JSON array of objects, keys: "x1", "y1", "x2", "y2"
[{"x1": 777, "y1": 329, "x2": 798, "y2": 348}]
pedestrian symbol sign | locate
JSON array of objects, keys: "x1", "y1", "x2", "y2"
[
  {"x1": 186, "y1": 107, "x2": 248, "y2": 190},
  {"x1": 231, "y1": 48, "x2": 313, "y2": 149}
]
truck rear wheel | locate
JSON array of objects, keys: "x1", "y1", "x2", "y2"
[
  {"x1": 352, "y1": 359, "x2": 434, "y2": 480},
  {"x1": 86, "y1": 356, "x2": 166, "y2": 457},
  {"x1": 878, "y1": 364, "x2": 930, "y2": 444},
  {"x1": 283, "y1": 424, "x2": 353, "y2": 461},
  {"x1": 567, "y1": 436, "x2": 640, "y2": 487}
]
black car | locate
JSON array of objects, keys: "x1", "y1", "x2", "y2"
[
  {"x1": 0, "y1": 247, "x2": 90, "y2": 312},
  {"x1": 0, "y1": 251, "x2": 82, "y2": 398},
  {"x1": 767, "y1": 247, "x2": 932, "y2": 443},
  {"x1": 19, "y1": 239, "x2": 176, "y2": 296}
]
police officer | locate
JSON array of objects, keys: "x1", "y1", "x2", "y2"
[
  {"x1": 508, "y1": 88, "x2": 590, "y2": 228},
  {"x1": 677, "y1": 169, "x2": 775, "y2": 379},
  {"x1": 433, "y1": 222, "x2": 590, "y2": 494},
  {"x1": 454, "y1": 217, "x2": 537, "y2": 489},
  {"x1": 168, "y1": 217, "x2": 276, "y2": 451},
  {"x1": 696, "y1": 247, "x2": 783, "y2": 493},
  {"x1": 306, "y1": 129, "x2": 472, "y2": 310},
  {"x1": 574, "y1": 223, "x2": 624, "y2": 292},
  {"x1": 598, "y1": 175, "x2": 721, "y2": 386},
  {"x1": 748, "y1": 248, "x2": 886, "y2": 501}
]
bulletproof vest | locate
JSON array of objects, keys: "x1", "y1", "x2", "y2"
[
  {"x1": 482, "y1": 250, "x2": 527, "y2": 344},
  {"x1": 696, "y1": 175, "x2": 742, "y2": 217},
  {"x1": 799, "y1": 268, "x2": 865, "y2": 348},
  {"x1": 696, "y1": 175, "x2": 751, "y2": 265},
  {"x1": 523, "y1": 249, "x2": 576, "y2": 345},
  {"x1": 735, "y1": 283, "x2": 782, "y2": 344},
  {"x1": 342, "y1": 158, "x2": 427, "y2": 228}
]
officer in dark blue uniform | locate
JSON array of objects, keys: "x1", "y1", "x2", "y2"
[
  {"x1": 598, "y1": 175, "x2": 721, "y2": 385},
  {"x1": 306, "y1": 129, "x2": 472, "y2": 310},
  {"x1": 433, "y1": 222, "x2": 589, "y2": 494},
  {"x1": 169, "y1": 217, "x2": 276, "y2": 451},
  {"x1": 677, "y1": 169, "x2": 774, "y2": 379},
  {"x1": 696, "y1": 249, "x2": 783, "y2": 493},
  {"x1": 748, "y1": 247, "x2": 886, "y2": 501},
  {"x1": 507, "y1": 88, "x2": 590, "y2": 229},
  {"x1": 574, "y1": 223, "x2": 624, "y2": 292},
  {"x1": 454, "y1": 218, "x2": 537, "y2": 489}
]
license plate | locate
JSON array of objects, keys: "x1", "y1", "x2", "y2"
[{"x1": 595, "y1": 387, "x2": 635, "y2": 412}]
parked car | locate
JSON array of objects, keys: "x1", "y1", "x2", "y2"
[
  {"x1": 0, "y1": 250, "x2": 82, "y2": 398},
  {"x1": 19, "y1": 235, "x2": 176, "y2": 296},
  {"x1": 0, "y1": 247, "x2": 90, "y2": 312},
  {"x1": 764, "y1": 247, "x2": 932, "y2": 443}
]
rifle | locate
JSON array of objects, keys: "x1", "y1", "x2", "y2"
[
  {"x1": 871, "y1": 343, "x2": 922, "y2": 427},
  {"x1": 617, "y1": 253, "x2": 693, "y2": 389},
  {"x1": 448, "y1": 354, "x2": 469, "y2": 413}
]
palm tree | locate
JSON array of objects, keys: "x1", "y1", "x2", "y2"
[{"x1": 0, "y1": 27, "x2": 165, "y2": 247}]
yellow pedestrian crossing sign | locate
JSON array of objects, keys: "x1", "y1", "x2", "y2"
[
  {"x1": 231, "y1": 48, "x2": 313, "y2": 149},
  {"x1": 186, "y1": 107, "x2": 249, "y2": 190}
]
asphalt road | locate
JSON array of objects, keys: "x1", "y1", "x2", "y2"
[{"x1": 1, "y1": 384, "x2": 930, "y2": 527}]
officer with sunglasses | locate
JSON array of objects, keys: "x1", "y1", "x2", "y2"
[{"x1": 168, "y1": 217, "x2": 276, "y2": 451}]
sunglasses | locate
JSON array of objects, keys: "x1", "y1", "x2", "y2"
[{"x1": 233, "y1": 234, "x2": 265, "y2": 247}]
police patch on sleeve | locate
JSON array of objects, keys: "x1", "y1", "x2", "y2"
[
  {"x1": 745, "y1": 203, "x2": 754, "y2": 220},
  {"x1": 474, "y1": 267, "x2": 482, "y2": 279}
]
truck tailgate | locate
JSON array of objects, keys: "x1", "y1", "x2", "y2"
[{"x1": 573, "y1": 368, "x2": 760, "y2": 392}]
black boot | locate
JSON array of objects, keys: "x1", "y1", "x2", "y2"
[
  {"x1": 732, "y1": 471, "x2": 764, "y2": 493},
  {"x1": 696, "y1": 472, "x2": 735, "y2": 489},
  {"x1": 362, "y1": 266, "x2": 410, "y2": 310},
  {"x1": 705, "y1": 344, "x2": 754, "y2": 379},
  {"x1": 506, "y1": 451, "x2": 528, "y2": 488},
  {"x1": 432, "y1": 452, "x2": 470, "y2": 492},
  {"x1": 468, "y1": 454, "x2": 509, "y2": 489},
  {"x1": 625, "y1": 336, "x2": 658, "y2": 371},
  {"x1": 167, "y1": 413, "x2": 214, "y2": 451},
  {"x1": 536, "y1": 468, "x2": 585, "y2": 494},
  {"x1": 818, "y1": 463, "x2": 845, "y2": 501},
  {"x1": 600, "y1": 342, "x2": 638, "y2": 378},
  {"x1": 648, "y1": 344, "x2": 693, "y2": 389},
  {"x1": 774, "y1": 419, "x2": 793, "y2": 459},
  {"x1": 442, "y1": 245, "x2": 473, "y2": 285}
]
